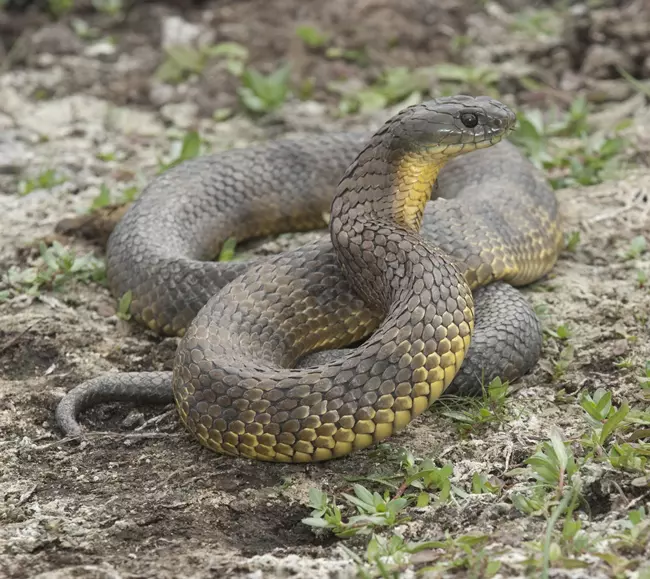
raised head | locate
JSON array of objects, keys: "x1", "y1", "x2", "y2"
[
  {"x1": 387, "y1": 95, "x2": 517, "y2": 155},
  {"x1": 331, "y1": 96, "x2": 518, "y2": 239}
]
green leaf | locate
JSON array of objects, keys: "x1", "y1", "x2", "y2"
[
  {"x1": 237, "y1": 88, "x2": 266, "y2": 113},
  {"x1": 626, "y1": 236, "x2": 647, "y2": 259},
  {"x1": 386, "y1": 498, "x2": 408, "y2": 514},
  {"x1": 301, "y1": 516, "x2": 330, "y2": 528},
  {"x1": 308, "y1": 487, "x2": 325, "y2": 509},
  {"x1": 353, "y1": 484, "x2": 376, "y2": 507},
  {"x1": 600, "y1": 402, "x2": 629, "y2": 444},
  {"x1": 207, "y1": 42, "x2": 249, "y2": 61},
  {"x1": 296, "y1": 25, "x2": 329, "y2": 48},
  {"x1": 485, "y1": 560, "x2": 501, "y2": 577},
  {"x1": 117, "y1": 290, "x2": 132, "y2": 320},
  {"x1": 356, "y1": 90, "x2": 388, "y2": 113},
  {"x1": 416, "y1": 492, "x2": 429, "y2": 507},
  {"x1": 91, "y1": 184, "x2": 112, "y2": 210},
  {"x1": 179, "y1": 131, "x2": 201, "y2": 161},
  {"x1": 165, "y1": 45, "x2": 205, "y2": 74},
  {"x1": 550, "y1": 426, "x2": 569, "y2": 473},
  {"x1": 40, "y1": 244, "x2": 59, "y2": 271}
]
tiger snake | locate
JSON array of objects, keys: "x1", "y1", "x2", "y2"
[{"x1": 56, "y1": 95, "x2": 562, "y2": 463}]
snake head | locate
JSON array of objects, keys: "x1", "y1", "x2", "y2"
[{"x1": 390, "y1": 95, "x2": 517, "y2": 155}]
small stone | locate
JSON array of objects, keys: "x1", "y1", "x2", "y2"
[
  {"x1": 611, "y1": 339, "x2": 628, "y2": 357},
  {"x1": 0, "y1": 136, "x2": 32, "y2": 174},
  {"x1": 149, "y1": 81, "x2": 177, "y2": 108},
  {"x1": 160, "y1": 102, "x2": 199, "y2": 129},
  {"x1": 84, "y1": 40, "x2": 117, "y2": 59},
  {"x1": 160, "y1": 15, "x2": 214, "y2": 49},
  {"x1": 122, "y1": 410, "x2": 145, "y2": 429},
  {"x1": 31, "y1": 23, "x2": 83, "y2": 55},
  {"x1": 16, "y1": 95, "x2": 109, "y2": 137},
  {"x1": 107, "y1": 107, "x2": 165, "y2": 137},
  {"x1": 96, "y1": 302, "x2": 117, "y2": 318},
  {"x1": 278, "y1": 100, "x2": 330, "y2": 132}
]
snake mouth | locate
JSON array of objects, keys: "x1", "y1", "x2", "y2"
[{"x1": 423, "y1": 131, "x2": 509, "y2": 158}]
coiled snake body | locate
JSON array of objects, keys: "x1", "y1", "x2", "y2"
[{"x1": 56, "y1": 96, "x2": 563, "y2": 462}]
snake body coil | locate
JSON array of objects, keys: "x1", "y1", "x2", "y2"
[{"x1": 56, "y1": 96, "x2": 563, "y2": 462}]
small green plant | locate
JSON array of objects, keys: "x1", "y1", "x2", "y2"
[
  {"x1": 91, "y1": 0, "x2": 123, "y2": 17},
  {"x1": 48, "y1": 0, "x2": 74, "y2": 17},
  {"x1": 558, "y1": 513, "x2": 593, "y2": 557},
  {"x1": 325, "y1": 46, "x2": 368, "y2": 65},
  {"x1": 611, "y1": 508, "x2": 650, "y2": 552},
  {"x1": 553, "y1": 133, "x2": 626, "y2": 189},
  {"x1": 526, "y1": 428, "x2": 578, "y2": 494},
  {"x1": 156, "y1": 41, "x2": 249, "y2": 84},
  {"x1": 512, "y1": 97, "x2": 630, "y2": 189},
  {"x1": 431, "y1": 63, "x2": 500, "y2": 97},
  {"x1": 509, "y1": 8, "x2": 563, "y2": 38},
  {"x1": 332, "y1": 63, "x2": 498, "y2": 117},
  {"x1": 1, "y1": 241, "x2": 106, "y2": 299},
  {"x1": 416, "y1": 534, "x2": 502, "y2": 577},
  {"x1": 18, "y1": 169, "x2": 67, "y2": 196},
  {"x1": 640, "y1": 361, "x2": 650, "y2": 391},
  {"x1": 580, "y1": 388, "x2": 630, "y2": 447},
  {"x1": 116, "y1": 290, "x2": 132, "y2": 321},
  {"x1": 546, "y1": 324, "x2": 571, "y2": 341},
  {"x1": 510, "y1": 427, "x2": 581, "y2": 519},
  {"x1": 438, "y1": 376, "x2": 511, "y2": 433},
  {"x1": 565, "y1": 231, "x2": 580, "y2": 252},
  {"x1": 346, "y1": 532, "x2": 502, "y2": 578},
  {"x1": 521, "y1": 475, "x2": 587, "y2": 579},
  {"x1": 295, "y1": 25, "x2": 329, "y2": 49},
  {"x1": 342, "y1": 533, "x2": 446, "y2": 579},
  {"x1": 331, "y1": 66, "x2": 432, "y2": 116},
  {"x1": 552, "y1": 344, "x2": 574, "y2": 380},
  {"x1": 623, "y1": 236, "x2": 647, "y2": 260},
  {"x1": 471, "y1": 472, "x2": 503, "y2": 495},
  {"x1": 158, "y1": 130, "x2": 204, "y2": 172},
  {"x1": 302, "y1": 485, "x2": 409, "y2": 538},
  {"x1": 608, "y1": 442, "x2": 648, "y2": 472},
  {"x1": 238, "y1": 64, "x2": 292, "y2": 114},
  {"x1": 208, "y1": 42, "x2": 249, "y2": 76},
  {"x1": 397, "y1": 452, "x2": 454, "y2": 505},
  {"x1": 155, "y1": 45, "x2": 208, "y2": 83},
  {"x1": 217, "y1": 238, "x2": 237, "y2": 262},
  {"x1": 90, "y1": 183, "x2": 139, "y2": 211}
]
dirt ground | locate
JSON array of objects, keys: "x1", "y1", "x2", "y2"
[{"x1": 1, "y1": 1, "x2": 649, "y2": 578}]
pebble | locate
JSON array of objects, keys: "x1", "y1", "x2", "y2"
[
  {"x1": 160, "y1": 102, "x2": 199, "y2": 129},
  {"x1": 31, "y1": 23, "x2": 83, "y2": 55},
  {"x1": 0, "y1": 134, "x2": 32, "y2": 175},
  {"x1": 148, "y1": 80, "x2": 177, "y2": 108},
  {"x1": 106, "y1": 107, "x2": 165, "y2": 137},
  {"x1": 84, "y1": 40, "x2": 117, "y2": 59},
  {"x1": 160, "y1": 15, "x2": 214, "y2": 49}
]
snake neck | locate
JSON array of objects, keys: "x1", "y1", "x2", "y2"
[{"x1": 330, "y1": 133, "x2": 451, "y2": 311}]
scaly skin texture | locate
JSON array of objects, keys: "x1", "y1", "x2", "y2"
[{"x1": 56, "y1": 96, "x2": 563, "y2": 462}]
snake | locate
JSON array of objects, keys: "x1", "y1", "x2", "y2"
[{"x1": 55, "y1": 95, "x2": 563, "y2": 463}]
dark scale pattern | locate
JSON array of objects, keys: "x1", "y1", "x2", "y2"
[
  {"x1": 106, "y1": 133, "x2": 369, "y2": 336},
  {"x1": 56, "y1": 96, "x2": 564, "y2": 461}
]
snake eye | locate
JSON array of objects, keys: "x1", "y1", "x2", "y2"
[{"x1": 460, "y1": 112, "x2": 479, "y2": 128}]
